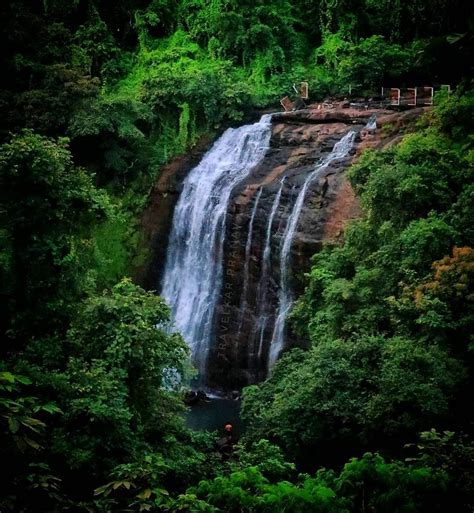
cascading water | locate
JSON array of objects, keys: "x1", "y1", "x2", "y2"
[
  {"x1": 268, "y1": 130, "x2": 357, "y2": 369},
  {"x1": 161, "y1": 115, "x2": 272, "y2": 382},
  {"x1": 254, "y1": 178, "x2": 285, "y2": 361},
  {"x1": 366, "y1": 114, "x2": 377, "y2": 131},
  {"x1": 236, "y1": 187, "x2": 263, "y2": 339}
]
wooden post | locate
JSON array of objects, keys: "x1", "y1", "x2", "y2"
[
  {"x1": 422, "y1": 87, "x2": 434, "y2": 106},
  {"x1": 407, "y1": 88, "x2": 417, "y2": 106},
  {"x1": 300, "y1": 82, "x2": 309, "y2": 99},
  {"x1": 280, "y1": 96, "x2": 293, "y2": 112},
  {"x1": 390, "y1": 88, "x2": 400, "y2": 106}
]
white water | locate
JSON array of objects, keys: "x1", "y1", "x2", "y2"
[
  {"x1": 161, "y1": 115, "x2": 272, "y2": 380},
  {"x1": 268, "y1": 130, "x2": 357, "y2": 369},
  {"x1": 236, "y1": 187, "x2": 263, "y2": 339},
  {"x1": 366, "y1": 114, "x2": 377, "y2": 131},
  {"x1": 255, "y1": 178, "x2": 285, "y2": 361}
]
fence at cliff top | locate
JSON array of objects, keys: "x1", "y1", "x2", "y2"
[
  {"x1": 382, "y1": 86, "x2": 435, "y2": 106},
  {"x1": 281, "y1": 85, "x2": 450, "y2": 112},
  {"x1": 160, "y1": 114, "x2": 272, "y2": 385},
  {"x1": 350, "y1": 85, "x2": 450, "y2": 109}
]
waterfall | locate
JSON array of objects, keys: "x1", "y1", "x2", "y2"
[
  {"x1": 236, "y1": 187, "x2": 263, "y2": 340},
  {"x1": 161, "y1": 115, "x2": 272, "y2": 381},
  {"x1": 254, "y1": 178, "x2": 285, "y2": 361},
  {"x1": 366, "y1": 114, "x2": 377, "y2": 131},
  {"x1": 268, "y1": 130, "x2": 357, "y2": 369}
]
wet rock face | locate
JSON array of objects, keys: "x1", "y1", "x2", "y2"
[
  {"x1": 205, "y1": 107, "x2": 428, "y2": 390},
  {"x1": 137, "y1": 136, "x2": 214, "y2": 290},
  {"x1": 207, "y1": 120, "x2": 360, "y2": 389},
  {"x1": 140, "y1": 106, "x2": 428, "y2": 391}
]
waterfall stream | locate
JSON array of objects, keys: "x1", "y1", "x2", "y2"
[
  {"x1": 161, "y1": 115, "x2": 272, "y2": 382},
  {"x1": 366, "y1": 114, "x2": 377, "y2": 131},
  {"x1": 268, "y1": 130, "x2": 357, "y2": 369},
  {"x1": 236, "y1": 187, "x2": 263, "y2": 340},
  {"x1": 255, "y1": 178, "x2": 285, "y2": 362}
]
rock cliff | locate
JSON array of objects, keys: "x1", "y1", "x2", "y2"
[{"x1": 139, "y1": 105, "x2": 428, "y2": 390}]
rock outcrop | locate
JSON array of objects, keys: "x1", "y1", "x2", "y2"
[
  {"x1": 139, "y1": 105, "x2": 428, "y2": 391},
  {"x1": 137, "y1": 136, "x2": 214, "y2": 290}
]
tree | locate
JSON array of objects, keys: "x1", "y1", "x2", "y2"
[
  {"x1": 242, "y1": 336, "x2": 464, "y2": 466},
  {"x1": 166, "y1": 452, "x2": 451, "y2": 513},
  {"x1": 0, "y1": 130, "x2": 110, "y2": 342},
  {"x1": 49, "y1": 279, "x2": 189, "y2": 474},
  {"x1": 393, "y1": 246, "x2": 474, "y2": 351},
  {"x1": 0, "y1": 370, "x2": 63, "y2": 512}
]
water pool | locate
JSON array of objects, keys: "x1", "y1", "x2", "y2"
[{"x1": 185, "y1": 398, "x2": 244, "y2": 436}]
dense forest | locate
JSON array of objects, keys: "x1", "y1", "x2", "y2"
[{"x1": 1, "y1": 0, "x2": 473, "y2": 511}]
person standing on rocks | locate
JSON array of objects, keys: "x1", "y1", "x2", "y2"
[{"x1": 217, "y1": 423, "x2": 237, "y2": 460}]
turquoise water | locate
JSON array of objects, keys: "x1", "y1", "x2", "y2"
[{"x1": 185, "y1": 398, "x2": 244, "y2": 436}]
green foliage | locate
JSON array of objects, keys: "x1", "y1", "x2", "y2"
[
  {"x1": 0, "y1": 370, "x2": 61, "y2": 452},
  {"x1": 405, "y1": 429, "x2": 474, "y2": 507},
  {"x1": 331, "y1": 452, "x2": 449, "y2": 513},
  {"x1": 91, "y1": 429, "x2": 224, "y2": 511},
  {"x1": 242, "y1": 336, "x2": 464, "y2": 464},
  {"x1": 430, "y1": 86, "x2": 474, "y2": 143},
  {"x1": 313, "y1": 33, "x2": 418, "y2": 96},
  {"x1": 0, "y1": 369, "x2": 64, "y2": 512},
  {"x1": 73, "y1": 14, "x2": 118, "y2": 76},
  {"x1": 350, "y1": 130, "x2": 467, "y2": 228},
  {"x1": 68, "y1": 94, "x2": 154, "y2": 188},
  {"x1": 169, "y1": 452, "x2": 450, "y2": 513},
  {"x1": 243, "y1": 91, "x2": 474, "y2": 471},
  {"x1": 92, "y1": 215, "x2": 131, "y2": 289},
  {"x1": 0, "y1": 130, "x2": 110, "y2": 339},
  {"x1": 3, "y1": 278, "x2": 193, "y2": 509},
  {"x1": 11, "y1": 64, "x2": 100, "y2": 134},
  {"x1": 392, "y1": 246, "x2": 474, "y2": 351},
  {"x1": 177, "y1": 0, "x2": 305, "y2": 69},
  {"x1": 132, "y1": 29, "x2": 254, "y2": 125},
  {"x1": 46, "y1": 279, "x2": 189, "y2": 471},
  {"x1": 233, "y1": 439, "x2": 296, "y2": 482}
]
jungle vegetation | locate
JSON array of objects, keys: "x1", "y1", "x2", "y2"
[{"x1": 0, "y1": 0, "x2": 473, "y2": 511}]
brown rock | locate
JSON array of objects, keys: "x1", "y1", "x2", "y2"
[{"x1": 137, "y1": 105, "x2": 429, "y2": 390}]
